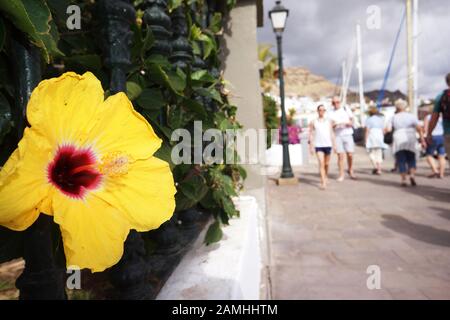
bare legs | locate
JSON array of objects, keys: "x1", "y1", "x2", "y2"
[
  {"x1": 439, "y1": 156, "x2": 447, "y2": 178},
  {"x1": 316, "y1": 152, "x2": 331, "y2": 189},
  {"x1": 427, "y1": 155, "x2": 446, "y2": 178},
  {"x1": 369, "y1": 149, "x2": 383, "y2": 175},
  {"x1": 337, "y1": 152, "x2": 354, "y2": 181},
  {"x1": 401, "y1": 168, "x2": 417, "y2": 187},
  {"x1": 337, "y1": 153, "x2": 345, "y2": 181}
]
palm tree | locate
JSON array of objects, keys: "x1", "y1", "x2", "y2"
[{"x1": 258, "y1": 43, "x2": 278, "y2": 93}]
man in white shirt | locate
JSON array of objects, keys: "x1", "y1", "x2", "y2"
[{"x1": 330, "y1": 96, "x2": 357, "y2": 181}]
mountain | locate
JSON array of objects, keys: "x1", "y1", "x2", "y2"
[
  {"x1": 268, "y1": 67, "x2": 342, "y2": 100},
  {"x1": 364, "y1": 90, "x2": 407, "y2": 105},
  {"x1": 268, "y1": 66, "x2": 407, "y2": 104}
]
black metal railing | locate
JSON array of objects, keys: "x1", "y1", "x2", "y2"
[{"x1": 4, "y1": 0, "x2": 220, "y2": 300}]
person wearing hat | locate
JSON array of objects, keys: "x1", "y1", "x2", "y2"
[{"x1": 365, "y1": 106, "x2": 388, "y2": 175}]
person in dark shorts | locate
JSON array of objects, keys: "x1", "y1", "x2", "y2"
[
  {"x1": 309, "y1": 105, "x2": 336, "y2": 190},
  {"x1": 427, "y1": 73, "x2": 450, "y2": 168},
  {"x1": 424, "y1": 110, "x2": 446, "y2": 178},
  {"x1": 387, "y1": 100, "x2": 426, "y2": 187}
]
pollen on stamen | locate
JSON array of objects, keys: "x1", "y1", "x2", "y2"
[{"x1": 98, "y1": 152, "x2": 130, "y2": 177}]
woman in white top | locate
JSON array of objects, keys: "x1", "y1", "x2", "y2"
[
  {"x1": 424, "y1": 110, "x2": 446, "y2": 178},
  {"x1": 309, "y1": 105, "x2": 336, "y2": 190},
  {"x1": 365, "y1": 107, "x2": 388, "y2": 175},
  {"x1": 387, "y1": 100, "x2": 426, "y2": 187}
]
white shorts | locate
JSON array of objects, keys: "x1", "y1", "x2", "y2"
[{"x1": 336, "y1": 135, "x2": 355, "y2": 154}]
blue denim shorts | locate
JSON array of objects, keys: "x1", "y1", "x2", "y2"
[
  {"x1": 395, "y1": 150, "x2": 416, "y2": 174},
  {"x1": 426, "y1": 135, "x2": 446, "y2": 156}
]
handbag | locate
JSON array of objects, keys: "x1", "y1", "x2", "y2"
[{"x1": 384, "y1": 131, "x2": 393, "y2": 145}]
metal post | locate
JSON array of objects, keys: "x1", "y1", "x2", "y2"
[
  {"x1": 412, "y1": 0, "x2": 419, "y2": 116},
  {"x1": 276, "y1": 34, "x2": 295, "y2": 181},
  {"x1": 11, "y1": 36, "x2": 67, "y2": 300},
  {"x1": 356, "y1": 23, "x2": 366, "y2": 126},
  {"x1": 406, "y1": 0, "x2": 415, "y2": 113},
  {"x1": 98, "y1": 0, "x2": 152, "y2": 300}
]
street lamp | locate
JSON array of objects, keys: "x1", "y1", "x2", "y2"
[{"x1": 269, "y1": 1, "x2": 296, "y2": 184}]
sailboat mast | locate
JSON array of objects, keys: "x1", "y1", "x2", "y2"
[
  {"x1": 356, "y1": 23, "x2": 366, "y2": 125},
  {"x1": 340, "y1": 60, "x2": 346, "y2": 102},
  {"x1": 406, "y1": 0, "x2": 415, "y2": 115},
  {"x1": 413, "y1": 0, "x2": 419, "y2": 116}
]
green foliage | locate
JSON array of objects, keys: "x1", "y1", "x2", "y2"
[
  {"x1": 0, "y1": 0, "x2": 63, "y2": 63},
  {"x1": 263, "y1": 94, "x2": 279, "y2": 148},
  {"x1": 0, "y1": 0, "x2": 245, "y2": 252},
  {"x1": 204, "y1": 220, "x2": 222, "y2": 245},
  {"x1": 258, "y1": 43, "x2": 278, "y2": 93}
]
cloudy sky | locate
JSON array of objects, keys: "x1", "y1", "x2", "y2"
[{"x1": 257, "y1": 0, "x2": 450, "y2": 99}]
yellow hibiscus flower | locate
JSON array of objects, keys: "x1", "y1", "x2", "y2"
[{"x1": 0, "y1": 72, "x2": 176, "y2": 272}]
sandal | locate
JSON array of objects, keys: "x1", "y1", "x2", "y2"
[{"x1": 410, "y1": 177, "x2": 417, "y2": 187}]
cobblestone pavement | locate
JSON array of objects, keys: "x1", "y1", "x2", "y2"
[{"x1": 266, "y1": 147, "x2": 450, "y2": 300}]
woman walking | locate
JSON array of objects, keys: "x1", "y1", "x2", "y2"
[
  {"x1": 388, "y1": 100, "x2": 426, "y2": 187},
  {"x1": 309, "y1": 105, "x2": 335, "y2": 190},
  {"x1": 365, "y1": 107, "x2": 388, "y2": 175}
]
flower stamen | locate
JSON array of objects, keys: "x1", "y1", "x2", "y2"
[{"x1": 98, "y1": 152, "x2": 130, "y2": 177}]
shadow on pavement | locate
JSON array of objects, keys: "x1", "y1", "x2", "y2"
[
  {"x1": 356, "y1": 174, "x2": 450, "y2": 204},
  {"x1": 381, "y1": 214, "x2": 450, "y2": 247},
  {"x1": 429, "y1": 206, "x2": 450, "y2": 221}
]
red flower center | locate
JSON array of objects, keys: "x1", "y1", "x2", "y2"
[{"x1": 48, "y1": 145, "x2": 102, "y2": 199}]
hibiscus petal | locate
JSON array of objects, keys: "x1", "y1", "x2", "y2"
[
  {"x1": 52, "y1": 192, "x2": 130, "y2": 272},
  {"x1": 96, "y1": 157, "x2": 176, "y2": 232},
  {"x1": 26, "y1": 72, "x2": 104, "y2": 145},
  {"x1": 0, "y1": 128, "x2": 52, "y2": 230},
  {"x1": 91, "y1": 92, "x2": 162, "y2": 161}
]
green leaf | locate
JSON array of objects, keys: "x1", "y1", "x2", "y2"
[
  {"x1": 190, "y1": 24, "x2": 202, "y2": 41},
  {"x1": 182, "y1": 98, "x2": 207, "y2": 119},
  {"x1": 167, "y1": 69, "x2": 186, "y2": 93},
  {"x1": 168, "y1": 0, "x2": 183, "y2": 11},
  {"x1": 126, "y1": 81, "x2": 142, "y2": 101},
  {"x1": 167, "y1": 105, "x2": 192, "y2": 129},
  {"x1": 219, "y1": 209, "x2": 230, "y2": 225},
  {"x1": 192, "y1": 41, "x2": 201, "y2": 56},
  {"x1": 46, "y1": 0, "x2": 70, "y2": 26},
  {"x1": 0, "y1": 0, "x2": 63, "y2": 63},
  {"x1": 209, "y1": 12, "x2": 222, "y2": 34},
  {"x1": 191, "y1": 69, "x2": 217, "y2": 84},
  {"x1": 144, "y1": 54, "x2": 171, "y2": 67},
  {"x1": 222, "y1": 196, "x2": 238, "y2": 217},
  {"x1": 141, "y1": 28, "x2": 155, "y2": 57},
  {"x1": 199, "y1": 34, "x2": 216, "y2": 59},
  {"x1": 179, "y1": 176, "x2": 208, "y2": 203},
  {"x1": 136, "y1": 88, "x2": 165, "y2": 110},
  {"x1": 196, "y1": 87, "x2": 223, "y2": 103},
  {"x1": 204, "y1": 221, "x2": 223, "y2": 245},
  {"x1": 147, "y1": 64, "x2": 186, "y2": 94}
]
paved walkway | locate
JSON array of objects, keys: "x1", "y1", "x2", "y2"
[{"x1": 266, "y1": 147, "x2": 450, "y2": 299}]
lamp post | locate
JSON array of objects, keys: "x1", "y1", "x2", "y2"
[{"x1": 269, "y1": 1, "x2": 296, "y2": 184}]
